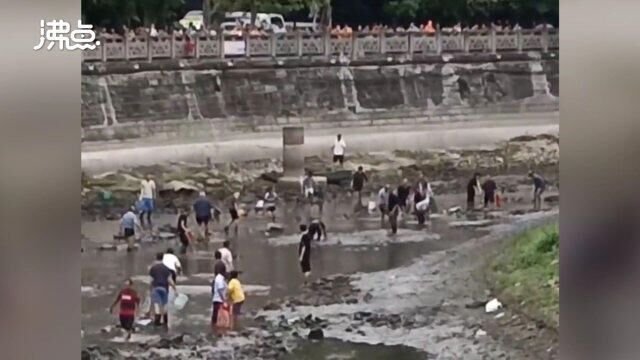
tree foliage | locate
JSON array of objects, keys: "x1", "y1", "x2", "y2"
[{"x1": 82, "y1": 0, "x2": 558, "y2": 29}]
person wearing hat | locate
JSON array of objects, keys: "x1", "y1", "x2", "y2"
[{"x1": 120, "y1": 205, "x2": 143, "y2": 250}]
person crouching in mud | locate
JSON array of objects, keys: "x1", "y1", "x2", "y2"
[
  {"x1": 120, "y1": 206, "x2": 143, "y2": 250},
  {"x1": 528, "y1": 171, "x2": 546, "y2": 211},
  {"x1": 308, "y1": 204, "x2": 327, "y2": 241},
  {"x1": 176, "y1": 208, "x2": 192, "y2": 254},
  {"x1": 388, "y1": 188, "x2": 401, "y2": 235},
  {"x1": 298, "y1": 224, "x2": 313, "y2": 285}
]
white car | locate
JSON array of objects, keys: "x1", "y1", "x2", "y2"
[{"x1": 180, "y1": 10, "x2": 204, "y2": 30}]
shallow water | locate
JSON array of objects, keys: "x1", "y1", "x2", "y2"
[{"x1": 81, "y1": 195, "x2": 487, "y2": 351}]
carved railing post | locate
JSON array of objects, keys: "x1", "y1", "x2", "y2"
[
  {"x1": 123, "y1": 35, "x2": 129, "y2": 61},
  {"x1": 296, "y1": 30, "x2": 303, "y2": 57},
  {"x1": 323, "y1": 31, "x2": 331, "y2": 58},
  {"x1": 195, "y1": 34, "x2": 201, "y2": 59},
  {"x1": 146, "y1": 33, "x2": 152, "y2": 61},
  {"x1": 436, "y1": 26, "x2": 442, "y2": 55},
  {"x1": 170, "y1": 32, "x2": 176, "y2": 59},
  {"x1": 380, "y1": 31, "x2": 386, "y2": 54},
  {"x1": 407, "y1": 32, "x2": 414, "y2": 56},
  {"x1": 490, "y1": 28, "x2": 497, "y2": 54},
  {"x1": 100, "y1": 36, "x2": 107, "y2": 62},
  {"x1": 350, "y1": 31, "x2": 357, "y2": 60},
  {"x1": 516, "y1": 28, "x2": 523, "y2": 53},
  {"x1": 463, "y1": 30, "x2": 470, "y2": 53},
  {"x1": 244, "y1": 32, "x2": 251, "y2": 58},
  {"x1": 270, "y1": 32, "x2": 277, "y2": 58},
  {"x1": 542, "y1": 27, "x2": 549, "y2": 53},
  {"x1": 219, "y1": 33, "x2": 225, "y2": 59}
]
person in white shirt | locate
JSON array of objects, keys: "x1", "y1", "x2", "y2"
[
  {"x1": 332, "y1": 134, "x2": 347, "y2": 167},
  {"x1": 162, "y1": 248, "x2": 182, "y2": 283},
  {"x1": 377, "y1": 185, "x2": 390, "y2": 225},
  {"x1": 139, "y1": 175, "x2": 157, "y2": 229},
  {"x1": 218, "y1": 240, "x2": 234, "y2": 272}
]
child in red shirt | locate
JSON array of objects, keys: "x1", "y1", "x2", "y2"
[{"x1": 109, "y1": 279, "x2": 140, "y2": 340}]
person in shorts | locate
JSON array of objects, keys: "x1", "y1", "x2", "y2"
[
  {"x1": 193, "y1": 191, "x2": 213, "y2": 237},
  {"x1": 332, "y1": 133, "x2": 347, "y2": 167},
  {"x1": 351, "y1": 166, "x2": 368, "y2": 209},
  {"x1": 149, "y1": 253, "x2": 177, "y2": 327},
  {"x1": 120, "y1": 206, "x2": 142, "y2": 250},
  {"x1": 109, "y1": 278, "x2": 140, "y2": 340},
  {"x1": 224, "y1": 192, "x2": 241, "y2": 237},
  {"x1": 227, "y1": 270, "x2": 245, "y2": 329}
]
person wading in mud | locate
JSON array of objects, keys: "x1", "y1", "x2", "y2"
[
  {"x1": 162, "y1": 248, "x2": 182, "y2": 283},
  {"x1": 227, "y1": 270, "x2": 245, "y2": 329},
  {"x1": 301, "y1": 170, "x2": 316, "y2": 203},
  {"x1": 414, "y1": 178, "x2": 433, "y2": 226},
  {"x1": 214, "y1": 250, "x2": 227, "y2": 277},
  {"x1": 139, "y1": 175, "x2": 157, "y2": 229},
  {"x1": 388, "y1": 188, "x2": 401, "y2": 235},
  {"x1": 109, "y1": 278, "x2": 140, "y2": 341},
  {"x1": 120, "y1": 206, "x2": 143, "y2": 250},
  {"x1": 332, "y1": 133, "x2": 347, "y2": 168},
  {"x1": 298, "y1": 224, "x2": 312, "y2": 284},
  {"x1": 377, "y1": 184, "x2": 390, "y2": 226},
  {"x1": 211, "y1": 264, "x2": 228, "y2": 333},
  {"x1": 308, "y1": 203, "x2": 327, "y2": 241},
  {"x1": 263, "y1": 186, "x2": 279, "y2": 222},
  {"x1": 397, "y1": 178, "x2": 411, "y2": 214},
  {"x1": 224, "y1": 192, "x2": 241, "y2": 237},
  {"x1": 351, "y1": 166, "x2": 368, "y2": 210},
  {"x1": 482, "y1": 175, "x2": 498, "y2": 209},
  {"x1": 466, "y1": 173, "x2": 482, "y2": 211},
  {"x1": 528, "y1": 171, "x2": 546, "y2": 211},
  {"x1": 176, "y1": 208, "x2": 192, "y2": 254},
  {"x1": 193, "y1": 191, "x2": 213, "y2": 237},
  {"x1": 218, "y1": 240, "x2": 234, "y2": 273},
  {"x1": 149, "y1": 252, "x2": 178, "y2": 328}
]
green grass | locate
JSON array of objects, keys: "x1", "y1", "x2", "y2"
[{"x1": 486, "y1": 223, "x2": 559, "y2": 329}]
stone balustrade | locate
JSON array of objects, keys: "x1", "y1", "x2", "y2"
[{"x1": 82, "y1": 28, "x2": 558, "y2": 62}]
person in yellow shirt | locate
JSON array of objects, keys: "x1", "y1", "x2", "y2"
[{"x1": 227, "y1": 270, "x2": 245, "y2": 328}]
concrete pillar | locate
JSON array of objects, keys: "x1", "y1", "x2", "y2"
[{"x1": 282, "y1": 126, "x2": 305, "y2": 179}]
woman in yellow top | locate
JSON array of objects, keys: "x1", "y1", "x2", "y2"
[{"x1": 227, "y1": 270, "x2": 245, "y2": 328}]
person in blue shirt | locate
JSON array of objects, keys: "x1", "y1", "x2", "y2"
[
  {"x1": 193, "y1": 191, "x2": 214, "y2": 237},
  {"x1": 120, "y1": 206, "x2": 142, "y2": 250}
]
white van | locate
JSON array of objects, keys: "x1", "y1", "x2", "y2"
[{"x1": 179, "y1": 10, "x2": 204, "y2": 29}]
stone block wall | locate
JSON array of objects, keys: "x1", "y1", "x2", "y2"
[{"x1": 81, "y1": 53, "x2": 558, "y2": 142}]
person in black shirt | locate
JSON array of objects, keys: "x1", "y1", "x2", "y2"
[
  {"x1": 482, "y1": 175, "x2": 498, "y2": 209},
  {"x1": 388, "y1": 189, "x2": 401, "y2": 234},
  {"x1": 298, "y1": 224, "x2": 312, "y2": 284},
  {"x1": 397, "y1": 178, "x2": 411, "y2": 213},
  {"x1": 528, "y1": 171, "x2": 546, "y2": 210},
  {"x1": 466, "y1": 173, "x2": 481, "y2": 211},
  {"x1": 148, "y1": 252, "x2": 177, "y2": 327},
  {"x1": 351, "y1": 166, "x2": 368, "y2": 209},
  {"x1": 224, "y1": 192, "x2": 241, "y2": 237},
  {"x1": 176, "y1": 208, "x2": 191, "y2": 254}
]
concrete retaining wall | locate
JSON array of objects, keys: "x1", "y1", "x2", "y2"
[{"x1": 81, "y1": 52, "x2": 558, "y2": 142}]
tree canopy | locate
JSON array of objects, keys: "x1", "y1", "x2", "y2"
[{"x1": 82, "y1": 0, "x2": 558, "y2": 30}]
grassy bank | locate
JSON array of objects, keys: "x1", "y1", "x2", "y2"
[{"x1": 486, "y1": 223, "x2": 559, "y2": 329}]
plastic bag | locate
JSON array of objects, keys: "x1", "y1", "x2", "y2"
[
  {"x1": 173, "y1": 293, "x2": 189, "y2": 310},
  {"x1": 216, "y1": 303, "x2": 232, "y2": 329}
]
